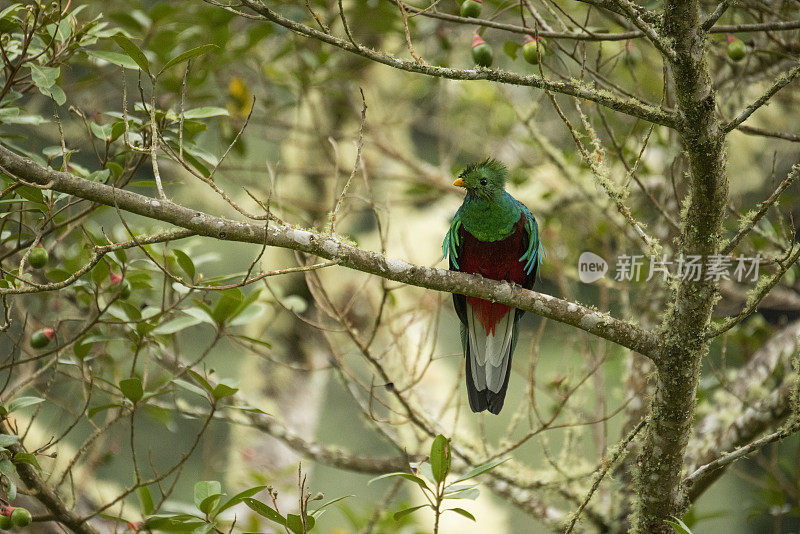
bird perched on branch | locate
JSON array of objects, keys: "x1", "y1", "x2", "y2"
[{"x1": 443, "y1": 159, "x2": 543, "y2": 414}]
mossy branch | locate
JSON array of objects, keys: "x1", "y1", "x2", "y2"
[
  {"x1": 232, "y1": 0, "x2": 679, "y2": 129},
  {"x1": 0, "y1": 144, "x2": 660, "y2": 358}
]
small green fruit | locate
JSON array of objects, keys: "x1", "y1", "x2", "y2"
[
  {"x1": 460, "y1": 0, "x2": 481, "y2": 18},
  {"x1": 119, "y1": 280, "x2": 132, "y2": 300},
  {"x1": 10, "y1": 508, "x2": 31, "y2": 527},
  {"x1": 471, "y1": 35, "x2": 493, "y2": 67},
  {"x1": 727, "y1": 36, "x2": 746, "y2": 61},
  {"x1": 0, "y1": 514, "x2": 13, "y2": 529},
  {"x1": 522, "y1": 36, "x2": 546, "y2": 64},
  {"x1": 28, "y1": 247, "x2": 48, "y2": 269},
  {"x1": 30, "y1": 328, "x2": 55, "y2": 349}
]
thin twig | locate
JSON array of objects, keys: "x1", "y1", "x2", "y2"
[
  {"x1": 331, "y1": 89, "x2": 367, "y2": 233},
  {"x1": 722, "y1": 164, "x2": 800, "y2": 255},
  {"x1": 564, "y1": 418, "x2": 646, "y2": 534}
]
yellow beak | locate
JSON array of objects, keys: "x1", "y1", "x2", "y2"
[{"x1": 453, "y1": 177, "x2": 466, "y2": 187}]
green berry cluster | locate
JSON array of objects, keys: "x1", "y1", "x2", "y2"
[{"x1": 0, "y1": 507, "x2": 33, "y2": 530}]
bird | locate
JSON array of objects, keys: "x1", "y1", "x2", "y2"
[{"x1": 443, "y1": 159, "x2": 543, "y2": 414}]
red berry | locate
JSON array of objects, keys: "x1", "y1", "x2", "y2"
[{"x1": 31, "y1": 328, "x2": 55, "y2": 349}]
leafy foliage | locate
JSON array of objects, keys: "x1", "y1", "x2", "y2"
[{"x1": 369, "y1": 434, "x2": 506, "y2": 530}]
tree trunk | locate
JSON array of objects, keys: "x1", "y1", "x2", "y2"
[{"x1": 632, "y1": 1, "x2": 729, "y2": 531}]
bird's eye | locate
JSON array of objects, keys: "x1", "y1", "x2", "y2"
[{"x1": 480, "y1": 178, "x2": 487, "y2": 186}]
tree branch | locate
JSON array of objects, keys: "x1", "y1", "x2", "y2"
[
  {"x1": 723, "y1": 62, "x2": 800, "y2": 133},
  {"x1": 384, "y1": 0, "x2": 645, "y2": 41},
  {"x1": 707, "y1": 244, "x2": 800, "y2": 339},
  {"x1": 685, "y1": 420, "x2": 800, "y2": 493},
  {"x1": 685, "y1": 379, "x2": 795, "y2": 502},
  {"x1": 0, "y1": 144, "x2": 660, "y2": 358},
  {"x1": 232, "y1": 0, "x2": 679, "y2": 129},
  {"x1": 721, "y1": 164, "x2": 800, "y2": 255},
  {"x1": 632, "y1": 0, "x2": 731, "y2": 530},
  {"x1": 2, "y1": 435, "x2": 100, "y2": 534}
]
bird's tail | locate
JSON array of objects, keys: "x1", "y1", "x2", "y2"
[{"x1": 463, "y1": 306, "x2": 519, "y2": 415}]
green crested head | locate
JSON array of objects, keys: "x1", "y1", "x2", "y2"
[{"x1": 453, "y1": 158, "x2": 507, "y2": 201}]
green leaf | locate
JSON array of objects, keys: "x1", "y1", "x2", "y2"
[
  {"x1": 184, "y1": 306, "x2": 216, "y2": 325},
  {"x1": 85, "y1": 49, "x2": 140, "y2": 70},
  {"x1": 30, "y1": 64, "x2": 59, "y2": 89},
  {"x1": 212, "y1": 289, "x2": 243, "y2": 324},
  {"x1": 285, "y1": 513, "x2": 314, "y2": 534},
  {"x1": 7, "y1": 396, "x2": 45, "y2": 413},
  {"x1": 12, "y1": 452, "x2": 40, "y2": 469},
  {"x1": 137, "y1": 484, "x2": 155, "y2": 515},
  {"x1": 368, "y1": 472, "x2": 429, "y2": 492},
  {"x1": 151, "y1": 315, "x2": 202, "y2": 335},
  {"x1": 192, "y1": 523, "x2": 216, "y2": 534},
  {"x1": 393, "y1": 505, "x2": 428, "y2": 521},
  {"x1": 214, "y1": 485, "x2": 268, "y2": 516},
  {"x1": 0, "y1": 458, "x2": 16, "y2": 477},
  {"x1": 88, "y1": 403, "x2": 120, "y2": 418},
  {"x1": 229, "y1": 303, "x2": 266, "y2": 326},
  {"x1": 446, "y1": 507, "x2": 476, "y2": 521},
  {"x1": 443, "y1": 487, "x2": 480, "y2": 500},
  {"x1": 159, "y1": 44, "x2": 217, "y2": 74},
  {"x1": 212, "y1": 382, "x2": 238, "y2": 400},
  {"x1": 119, "y1": 377, "x2": 144, "y2": 403},
  {"x1": 244, "y1": 498, "x2": 285, "y2": 526},
  {"x1": 454, "y1": 457, "x2": 510, "y2": 483},
  {"x1": 187, "y1": 370, "x2": 214, "y2": 396},
  {"x1": 111, "y1": 34, "x2": 150, "y2": 74},
  {"x1": 47, "y1": 84, "x2": 67, "y2": 105},
  {"x1": 172, "y1": 249, "x2": 196, "y2": 280},
  {"x1": 15, "y1": 186, "x2": 45, "y2": 205},
  {"x1": 232, "y1": 334, "x2": 272, "y2": 349},
  {"x1": 74, "y1": 336, "x2": 93, "y2": 359},
  {"x1": 665, "y1": 517, "x2": 693, "y2": 534},
  {"x1": 172, "y1": 379, "x2": 207, "y2": 399},
  {"x1": 183, "y1": 107, "x2": 229, "y2": 119},
  {"x1": 0, "y1": 4, "x2": 23, "y2": 21},
  {"x1": 1, "y1": 113, "x2": 48, "y2": 125},
  {"x1": 430, "y1": 434, "x2": 450, "y2": 484},
  {"x1": 90, "y1": 121, "x2": 113, "y2": 141},
  {"x1": 179, "y1": 149, "x2": 210, "y2": 177},
  {"x1": 417, "y1": 461, "x2": 436, "y2": 484},
  {"x1": 193, "y1": 481, "x2": 222, "y2": 511},
  {"x1": 0, "y1": 434, "x2": 18, "y2": 447},
  {"x1": 145, "y1": 513, "x2": 205, "y2": 531},
  {"x1": 4, "y1": 478, "x2": 16, "y2": 501},
  {"x1": 503, "y1": 40, "x2": 520, "y2": 60},
  {"x1": 310, "y1": 494, "x2": 353, "y2": 517},
  {"x1": 199, "y1": 493, "x2": 224, "y2": 515}
]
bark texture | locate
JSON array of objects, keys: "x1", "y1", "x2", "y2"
[{"x1": 631, "y1": 1, "x2": 730, "y2": 531}]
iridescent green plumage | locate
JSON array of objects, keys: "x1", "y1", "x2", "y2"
[
  {"x1": 443, "y1": 159, "x2": 542, "y2": 273},
  {"x1": 444, "y1": 159, "x2": 544, "y2": 414}
]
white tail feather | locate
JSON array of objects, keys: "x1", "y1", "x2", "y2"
[{"x1": 467, "y1": 306, "x2": 515, "y2": 393}]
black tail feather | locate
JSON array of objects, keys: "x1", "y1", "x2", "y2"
[
  {"x1": 463, "y1": 317, "x2": 518, "y2": 415},
  {"x1": 485, "y1": 390, "x2": 506, "y2": 415},
  {"x1": 464, "y1": 344, "x2": 489, "y2": 412}
]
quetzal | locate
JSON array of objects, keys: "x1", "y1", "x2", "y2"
[{"x1": 443, "y1": 159, "x2": 543, "y2": 415}]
